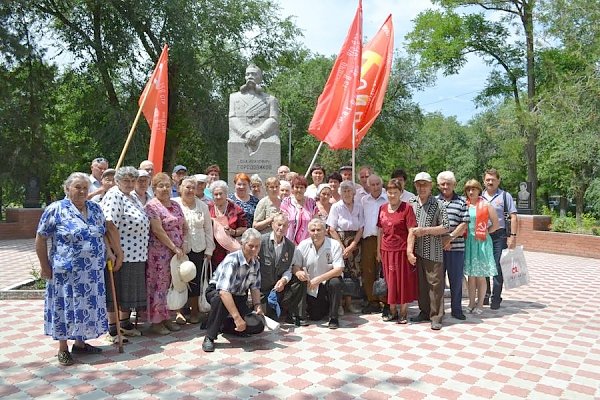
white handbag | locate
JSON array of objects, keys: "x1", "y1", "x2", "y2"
[
  {"x1": 198, "y1": 259, "x2": 213, "y2": 313},
  {"x1": 166, "y1": 284, "x2": 188, "y2": 310}
]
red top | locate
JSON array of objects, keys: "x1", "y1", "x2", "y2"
[{"x1": 377, "y1": 202, "x2": 417, "y2": 251}]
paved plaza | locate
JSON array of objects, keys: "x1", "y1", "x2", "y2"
[{"x1": 0, "y1": 239, "x2": 599, "y2": 399}]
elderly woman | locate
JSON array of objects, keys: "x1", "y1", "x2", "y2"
[
  {"x1": 279, "y1": 180, "x2": 291, "y2": 198},
  {"x1": 327, "y1": 180, "x2": 365, "y2": 314},
  {"x1": 305, "y1": 164, "x2": 326, "y2": 199},
  {"x1": 36, "y1": 172, "x2": 114, "y2": 366},
  {"x1": 131, "y1": 169, "x2": 152, "y2": 206},
  {"x1": 250, "y1": 174, "x2": 264, "y2": 199},
  {"x1": 377, "y1": 178, "x2": 418, "y2": 323},
  {"x1": 315, "y1": 184, "x2": 332, "y2": 223},
  {"x1": 209, "y1": 180, "x2": 248, "y2": 266},
  {"x1": 229, "y1": 173, "x2": 260, "y2": 227},
  {"x1": 145, "y1": 173, "x2": 186, "y2": 335},
  {"x1": 174, "y1": 176, "x2": 215, "y2": 324},
  {"x1": 463, "y1": 179, "x2": 499, "y2": 315},
  {"x1": 253, "y1": 176, "x2": 281, "y2": 233},
  {"x1": 280, "y1": 175, "x2": 318, "y2": 245},
  {"x1": 327, "y1": 172, "x2": 342, "y2": 204},
  {"x1": 101, "y1": 166, "x2": 150, "y2": 341}
]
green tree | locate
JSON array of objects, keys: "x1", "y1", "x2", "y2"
[{"x1": 406, "y1": 0, "x2": 539, "y2": 209}]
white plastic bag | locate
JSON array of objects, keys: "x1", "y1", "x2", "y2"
[
  {"x1": 198, "y1": 259, "x2": 212, "y2": 313},
  {"x1": 166, "y1": 285, "x2": 188, "y2": 310},
  {"x1": 500, "y1": 245, "x2": 530, "y2": 289}
]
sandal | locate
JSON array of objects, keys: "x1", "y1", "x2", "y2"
[
  {"x1": 382, "y1": 313, "x2": 398, "y2": 322},
  {"x1": 397, "y1": 315, "x2": 408, "y2": 324},
  {"x1": 57, "y1": 350, "x2": 74, "y2": 366},
  {"x1": 71, "y1": 343, "x2": 103, "y2": 354}
]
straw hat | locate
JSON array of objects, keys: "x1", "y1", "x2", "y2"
[{"x1": 170, "y1": 254, "x2": 197, "y2": 292}]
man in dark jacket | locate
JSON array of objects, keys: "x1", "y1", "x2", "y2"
[{"x1": 258, "y1": 213, "x2": 306, "y2": 324}]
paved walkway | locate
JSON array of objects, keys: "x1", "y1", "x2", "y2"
[{"x1": 0, "y1": 239, "x2": 599, "y2": 399}]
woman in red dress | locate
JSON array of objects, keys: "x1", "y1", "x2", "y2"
[{"x1": 377, "y1": 178, "x2": 418, "y2": 324}]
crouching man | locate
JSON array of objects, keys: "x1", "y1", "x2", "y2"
[
  {"x1": 202, "y1": 228, "x2": 265, "y2": 352},
  {"x1": 258, "y1": 213, "x2": 307, "y2": 326},
  {"x1": 297, "y1": 218, "x2": 344, "y2": 329}
]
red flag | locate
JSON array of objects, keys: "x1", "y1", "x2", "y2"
[
  {"x1": 139, "y1": 45, "x2": 168, "y2": 172},
  {"x1": 308, "y1": 1, "x2": 362, "y2": 150},
  {"x1": 352, "y1": 15, "x2": 394, "y2": 149}
]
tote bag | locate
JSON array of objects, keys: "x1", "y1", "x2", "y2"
[
  {"x1": 198, "y1": 259, "x2": 213, "y2": 313},
  {"x1": 500, "y1": 245, "x2": 530, "y2": 289}
]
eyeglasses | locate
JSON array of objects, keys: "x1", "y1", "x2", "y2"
[{"x1": 93, "y1": 157, "x2": 107, "y2": 164}]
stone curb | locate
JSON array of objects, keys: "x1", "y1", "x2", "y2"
[{"x1": 0, "y1": 279, "x2": 44, "y2": 300}]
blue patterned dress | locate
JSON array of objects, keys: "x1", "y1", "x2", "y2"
[
  {"x1": 37, "y1": 199, "x2": 108, "y2": 341},
  {"x1": 464, "y1": 205, "x2": 497, "y2": 277}
]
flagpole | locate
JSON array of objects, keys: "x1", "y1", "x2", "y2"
[
  {"x1": 351, "y1": 122, "x2": 356, "y2": 185},
  {"x1": 304, "y1": 141, "x2": 324, "y2": 178},
  {"x1": 115, "y1": 92, "x2": 151, "y2": 170}
]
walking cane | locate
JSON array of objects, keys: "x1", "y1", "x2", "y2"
[{"x1": 107, "y1": 260, "x2": 124, "y2": 353}]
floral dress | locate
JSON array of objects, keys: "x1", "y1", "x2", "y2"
[
  {"x1": 145, "y1": 198, "x2": 185, "y2": 323},
  {"x1": 37, "y1": 199, "x2": 108, "y2": 341}
]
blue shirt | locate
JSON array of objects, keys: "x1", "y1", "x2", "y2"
[
  {"x1": 210, "y1": 250, "x2": 261, "y2": 295},
  {"x1": 37, "y1": 199, "x2": 107, "y2": 273},
  {"x1": 482, "y1": 189, "x2": 517, "y2": 229}
]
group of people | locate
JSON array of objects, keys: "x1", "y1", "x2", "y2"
[{"x1": 36, "y1": 157, "x2": 518, "y2": 363}]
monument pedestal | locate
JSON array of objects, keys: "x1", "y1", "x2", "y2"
[{"x1": 227, "y1": 141, "x2": 280, "y2": 187}]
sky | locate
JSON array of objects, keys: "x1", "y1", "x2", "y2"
[{"x1": 278, "y1": 0, "x2": 492, "y2": 124}]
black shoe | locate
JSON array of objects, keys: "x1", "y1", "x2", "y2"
[
  {"x1": 451, "y1": 312, "x2": 466, "y2": 321},
  {"x1": 294, "y1": 316, "x2": 310, "y2": 327},
  {"x1": 328, "y1": 318, "x2": 339, "y2": 329},
  {"x1": 410, "y1": 313, "x2": 431, "y2": 323},
  {"x1": 483, "y1": 296, "x2": 490, "y2": 306},
  {"x1": 362, "y1": 303, "x2": 381, "y2": 314},
  {"x1": 490, "y1": 301, "x2": 501, "y2": 310},
  {"x1": 202, "y1": 337, "x2": 215, "y2": 352}
]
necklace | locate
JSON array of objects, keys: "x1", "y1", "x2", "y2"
[{"x1": 214, "y1": 202, "x2": 227, "y2": 217}]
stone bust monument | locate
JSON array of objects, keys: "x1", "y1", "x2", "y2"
[{"x1": 229, "y1": 64, "x2": 280, "y2": 156}]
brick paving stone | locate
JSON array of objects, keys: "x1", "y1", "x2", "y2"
[{"x1": 1, "y1": 241, "x2": 600, "y2": 399}]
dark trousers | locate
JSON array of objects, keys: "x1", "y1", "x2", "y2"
[
  {"x1": 260, "y1": 277, "x2": 307, "y2": 320},
  {"x1": 443, "y1": 250, "x2": 465, "y2": 315},
  {"x1": 205, "y1": 286, "x2": 264, "y2": 340},
  {"x1": 306, "y1": 277, "x2": 343, "y2": 321},
  {"x1": 417, "y1": 257, "x2": 445, "y2": 323},
  {"x1": 360, "y1": 236, "x2": 380, "y2": 303},
  {"x1": 487, "y1": 231, "x2": 508, "y2": 305}
]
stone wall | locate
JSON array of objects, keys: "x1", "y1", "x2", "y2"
[
  {"x1": 518, "y1": 215, "x2": 600, "y2": 259},
  {"x1": 0, "y1": 208, "x2": 43, "y2": 240}
]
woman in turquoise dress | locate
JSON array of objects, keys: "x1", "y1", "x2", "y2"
[
  {"x1": 36, "y1": 172, "x2": 115, "y2": 366},
  {"x1": 463, "y1": 179, "x2": 499, "y2": 315}
]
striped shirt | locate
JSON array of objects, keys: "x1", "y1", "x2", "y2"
[
  {"x1": 211, "y1": 250, "x2": 261, "y2": 295},
  {"x1": 409, "y1": 195, "x2": 449, "y2": 263},
  {"x1": 437, "y1": 193, "x2": 469, "y2": 251}
]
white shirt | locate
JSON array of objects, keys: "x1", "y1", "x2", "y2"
[
  {"x1": 361, "y1": 191, "x2": 388, "y2": 238},
  {"x1": 402, "y1": 190, "x2": 415, "y2": 202},
  {"x1": 89, "y1": 175, "x2": 101, "y2": 194},
  {"x1": 327, "y1": 200, "x2": 364, "y2": 231},
  {"x1": 174, "y1": 197, "x2": 215, "y2": 256},
  {"x1": 297, "y1": 237, "x2": 343, "y2": 297},
  {"x1": 101, "y1": 186, "x2": 150, "y2": 262}
]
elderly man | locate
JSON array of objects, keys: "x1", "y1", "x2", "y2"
[
  {"x1": 193, "y1": 174, "x2": 210, "y2": 203},
  {"x1": 360, "y1": 174, "x2": 387, "y2": 313},
  {"x1": 297, "y1": 218, "x2": 344, "y2": 329},
  {"x1": 87, "y1": 157, "x2": 109, "y2": 200},
  {"x1": 482, "y1": 168, "x2": 518, "y2": 309},
  {"x1": 355, "y1": 165, "x2": 373, "y2": 203},
  {"x1": 90, "y1": 168, "x2": 116, "y2": 202},
  {"x1": 277, "y1": 165, "x2": 290, "y2": 181},
  {"x1": 171, "y1": 165, "x2": 187, "y2": 197},
  {"x1": 202, "y1": 228, "x2": 265, "y2": 352},
  {"x1": 258, "y1": 213, "x2": 307, "y2": 325},
  {"x1": 408, "y1": 172, "x2": 450, "y2": 330},
  {"x1": 437, "y1": 171, "x2": 469, "y2": 320},
  {"x1": 139, "y1": 160, "x2": 154, "y2": 196}
]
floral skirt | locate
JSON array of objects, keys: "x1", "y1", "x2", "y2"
[{"x1": 44, "y1": 268, "x2": 108, "y2": 341}]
